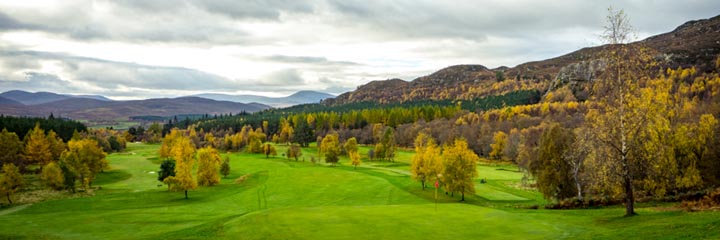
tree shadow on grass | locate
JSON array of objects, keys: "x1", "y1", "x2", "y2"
[{"x1": 93, "y1": 170, "x2": 132, "y2": 186}]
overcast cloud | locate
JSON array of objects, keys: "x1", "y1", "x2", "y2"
[{"x1": 0, "y1": 0, "x2": 717, "y2": 99}]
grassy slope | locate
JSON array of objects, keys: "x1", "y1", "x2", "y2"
[{"x1": 0, "y1": 143, "x2": 718, "y2": 239}]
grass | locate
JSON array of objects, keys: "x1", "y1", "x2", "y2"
[{"x1": 0, "y1": 142, "x2": 718, "y2": 239}]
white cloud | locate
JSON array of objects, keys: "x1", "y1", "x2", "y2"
[{"x1": 0, "y1": 0, "x2": 717, "y2": 99}]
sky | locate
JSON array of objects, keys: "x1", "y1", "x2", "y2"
[{"x1": 0, "y1": 0, "x2": 718, "y2": 100}]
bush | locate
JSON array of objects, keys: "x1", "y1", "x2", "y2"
[
  {"x1": 544, "y1": 196, "x2": 623, "y2": 209},
  {"x1": 40, "y1": 162, "x2": 64, "y2": 190},
  {"x1": 680, "y1": 187, "x2": 720, "y2": 211}
]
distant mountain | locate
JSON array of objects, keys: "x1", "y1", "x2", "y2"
[
  {"x1": 0, "y1": 96, "x2": 23, "y2": 106},
  {"x1": 194, "y1": 90, "x2": 335, "y2": 107},
  {"x1": 0, "y1": 96, "x2": 271, "y2": 124},
  {"x1": 0, "y1": 90, "x2": 113, "y2": 105},
  {"x1": 323, "y1": 14, "x2": 720, "y2": 105}
]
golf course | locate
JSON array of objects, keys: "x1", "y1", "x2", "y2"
[{"x1": 1, "y1": 143, "x2": 718, "y2": 239}]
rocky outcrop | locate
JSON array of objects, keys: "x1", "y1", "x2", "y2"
[{"x1": 547, "y1": 59, "x2": 605, "y2": 93}]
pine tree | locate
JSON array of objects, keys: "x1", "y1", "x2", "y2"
[
  {"x1": 158, "y1": 159, "x2": 176, "y2": 183},
  {"x1": 220, "y1": 156, "x2": 230, "y2": 178}
]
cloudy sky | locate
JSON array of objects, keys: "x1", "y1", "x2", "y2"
[{"x1": 0, "y1": 0, "x2": 718, "y2": 100}]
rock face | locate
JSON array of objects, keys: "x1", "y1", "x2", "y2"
[{"x1": 547, "y1": 59, "x2": 606, "y2": 96}]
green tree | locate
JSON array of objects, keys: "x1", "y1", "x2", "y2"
[
  {"x1": 495, "y1": 71, "x2": 505, "y2": 82},
  {"x1": 163, "y1": 136, "x2": 197, "y2": 199},
  {"x1": 0, "y1": 128, "x2": 22, "y2": 167},
  {"x1": 0, "y1": 163, "x2": 24, "y2": 204},
  {"x1": 197, "y1": 146, "x2": 221, "y2": 186},
  {"x1": 292, "y1": 118, "x2": 314, "y2": 147},
  {"x1": 158, "y1": 159, "x2": 176, "y2": 183},
  {"x1": 530, "y1": 124, "x2": 577, "y2": 200},
  {"x1": 220, "y1": 156, "x2": 230, "y2": 178},
  {"x1": 40, "y1": 162, "x2": 64, "y2": 190},
  {"x1": 441, "y1": 138, "x2": 479, "y2": 201}
]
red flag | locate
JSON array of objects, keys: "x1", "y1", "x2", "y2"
[{"x1": 434, "y1": 180, "x2": 439, "y2": 188}]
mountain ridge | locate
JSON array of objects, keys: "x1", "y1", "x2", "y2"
[
  {"x1": 0, "y1": 90, "x2": 113, "y2": 105},
  {"x1": 0, "y1": 96, "x2": 270, "y2": 126},
  {"x1": 193, "y1": 90, "x2": 335, "y2": 107},
  {"x1": 323, "y1": 14, "x2": 720, "y2": 105}
]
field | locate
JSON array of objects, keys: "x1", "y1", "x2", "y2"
[{"x1": 1, "y1": 143, "x2": 718, "y2": 239}]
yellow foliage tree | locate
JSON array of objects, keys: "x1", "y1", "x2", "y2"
[
  {"x1": 40, "y1": 161, "x2": 64, "y2": 190},
  {"x1": 159, "y1": 129, "x2": 182, "y2": 158},
  {"x1": 0, "y1": 163, "x2": 24, "y2": 204},
  {"x1": 61, "y1": 139, "x2": 108, "y2": 189},
  {"x1": 287, "y1": 144, "x2": 303, "y2": 161},
  {"x1": 46, "y1": 130, "x2": 65, "y2": 161},
  {"x1": 196, "y1": 146, "x2": 221, "y2": 186},
  {"x1": 262, "y1": 143, "x2": 277, "y2": 158},
  {"x1": 163, "y1": 136, "x2": 197, "y2": 199},
  {"x1": 23, "y1": 123, "x2": 53, "y2": 167},
  {"x1": 344, "y1": 137, "x2": 360, "y2": 169},
  {"x1": 320, "y1": 133, "x2": 341, "y2": 165},
  {"x1": 0, "y1": 128, "x2": 22, "y2": 166},
  {"x1": 489, "y1": 131, "x2": 507, "y2": 160},
  {"x1": 441, "y1": 138, "x2": 479, "y2": 201},
  {"x1": 411, "y1": 132, "x2": 442, "y2": 189}
]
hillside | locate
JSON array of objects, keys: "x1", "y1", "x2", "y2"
[
  {"x1": 194, "y1": 90, "x2": 334, "y2": 108},
  {"x1": 0, "y1": 96, "x2": 270, "y2": 124},
  {"x1": 0, "y1": 96, "x2": 23, "y2": 106},
  {"x1": 0, "y1": 90, "x2": 113, "y2": 105},
  {"x1": 324, "y1": 14, "x2": 720, "y2": 105}
]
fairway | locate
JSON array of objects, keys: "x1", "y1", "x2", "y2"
[{"x1": 1, "y1": 143, "x2": 719, "y2": 239}]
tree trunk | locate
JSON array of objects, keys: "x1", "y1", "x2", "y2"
[
  {"x1": 623, "y1": 170, "x2": 636, "y2": 216},
  {"x1": 461, "y1": 191, "x2": 465, "y2": 201},
  {"x1": 573, "y1": 166, "x2": 583, "y2": 201},
  {"x1": 421, "y1": 180, "x2": 425, "y2": 190},
  {"x1": 184, "y1": 190, "x2": 188, "y2": 199},
  {"x1": 6, "y1": 193, "x2": 11, "y2": 204}
]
